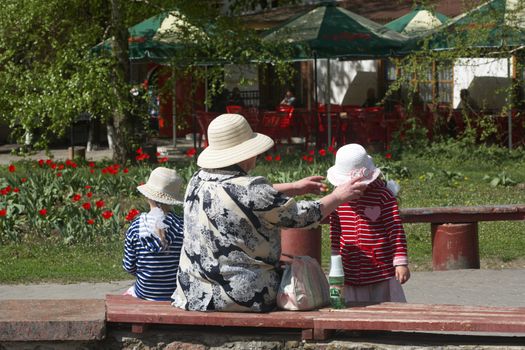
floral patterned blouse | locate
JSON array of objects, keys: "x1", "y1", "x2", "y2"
[{"x1": 171, "y1": 166, "x2": 322, "y2": 312}]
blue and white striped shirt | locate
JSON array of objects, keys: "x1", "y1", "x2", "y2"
[{"x1": 123, "y1": 212, "x2": 184, "y2": 301}]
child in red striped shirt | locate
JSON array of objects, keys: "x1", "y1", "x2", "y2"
[{"x1": 327, "y1": 144, "x2": 410, "y2": 303}]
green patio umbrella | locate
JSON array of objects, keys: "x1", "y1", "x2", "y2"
[
  {"x1": 420, "y1": 0, "x2": 525, "y2": 51},
  {"x1": 262, "y1": 3, "x2": 409, "y2": 59},
  {"x1": 91, "y1": 11, "x2": 209, "y2": 147},
  {"x1": 411, "y1": 0, "x2": 525, "y2": 149},
  {"x1": 385, "y1": 7, "x2": 449, "y2": 37},
  {"x1": 262, "y1": 3, "x2": 409, "y2": 146},
  {"x1": 91, "y1": 10, "x2": 204, "y2": 63}
]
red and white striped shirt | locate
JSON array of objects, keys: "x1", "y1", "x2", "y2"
[{"x1": 330, "y1": 179, "x2": 408, "y2": 286}]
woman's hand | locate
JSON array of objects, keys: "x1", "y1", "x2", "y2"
[
  {"x1": 293, "y1": 176, "x2": 329, "y2": 196},
  {"x1": 331, "y1": 177, "x2": 367, "y2": 203},
  {"x1": 319, "y1": 177, "x2": 367, "y2": 219},
  {"x1": 273, "y1": 176, "x2": 328, "y2": 196}
]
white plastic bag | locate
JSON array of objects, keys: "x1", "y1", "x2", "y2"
[{"x1": 276, "y1": 255, "x2": 330, "y2": 311}]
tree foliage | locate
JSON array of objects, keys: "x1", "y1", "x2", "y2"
[{"x1": 0, "y1": 0, "x2": 296, "y2": 161}]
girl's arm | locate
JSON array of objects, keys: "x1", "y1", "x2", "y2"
[
  {"x1": 273, "y1": 176, "x2": 328, "y2": 197},
  {"x1": 122, "y1": 226, "x2": 138, "y2": 275},
  {"x1": 382, "y1": 193, "x2": 410, "y2": 283}
]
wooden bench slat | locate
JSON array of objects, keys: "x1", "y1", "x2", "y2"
[
  {"x1": 106, "y1": 295, "x2": 316, "y2": 329},
  {"x1": 314, "y1": 316, "x2": 525, "y2": 333},
  {"x1": 105, "y1": 295, "x2": 525, "y2": 339}
]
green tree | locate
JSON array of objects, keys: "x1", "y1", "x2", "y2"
[{"x1": 0, "y1": 0, "x2": 296, "y2": 163}]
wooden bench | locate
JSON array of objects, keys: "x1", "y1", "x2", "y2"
[
  {"x1": 105, "y1": 295, "x2": 525, "y2": 341},
  {"x1": 400, "y1": 204, "x2": 525, "y2": 270}
]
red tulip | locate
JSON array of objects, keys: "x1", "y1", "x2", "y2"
[
  {"x1": 38, "y1": 208, "x2": 47, "y2": 216},
  {"x1": 275, "y1": 155, "x2": 281, "y2": 161},
  {"x1": 86, "y1": 192, "x2": 93, "y2": 198},
  {"x1": 319, "y1": 149, "x2": 327, "y2": 156},
  {"x1": 95, "y1": 200, "x2": 105, "y2": 208},
  {"x1": 86, "y1": 219, "x2": 95, "y2": 225},
  {"x1": 82, "y1": 202, "x2": 91, "y2": 210},
  {"x1": 21, "y1": 178, "x2": 27, "y2": 183},
  {"x1": 186, "y1": 148, "x2": 197, "y2": 157},
  {"x1": 125, "y1": 209, "x2": 140, "y2": 221},
  {"x1": 8, "y1": 164, "x2": 15, "y2": 172},
  {"x1": 385, "y1": 153, "x2": 392, "y2": 159},
  {"x1": 72, "y1": 194, "x2": 82, "y2": 202},
  {"x1": 265, "y1": 155, "x2": 272, "y2": 161},
  {"x1": 102, "y1": 210, "x2": 113, "y2": 219},
  {"x1": 0, "y1": 208, "x2": 6, "y2": 217}
]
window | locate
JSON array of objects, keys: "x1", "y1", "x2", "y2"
[
  {"x1": 417, "y1": 61, "x2": 453, "y2": 104},
  {"x1": 385, "y1": 60, "x2": 453, "y2": 105}
]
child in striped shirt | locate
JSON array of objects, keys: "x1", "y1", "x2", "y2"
[
  {"x1": 327, "y1": 144, "x2": 410, "y2": 303},
  {"x1": 123, "y1": 167, "x2": 184, "y2": 301}
]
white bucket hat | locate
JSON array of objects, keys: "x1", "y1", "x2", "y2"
[
  {"x1": 137, "y1": 167, "x2": 184, "y2": 205},
  {"x1": 327, "y1": 144, "x2": 381, "y2": 186},
  {"x1": 197, "y1": 113, "x2": 274, "y2": 168}
]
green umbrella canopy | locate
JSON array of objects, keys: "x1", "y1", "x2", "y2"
[
  {"x1": 262, "y1": 3, "x2": 409, "y2": 59},
  {"x1": 91, "y1": 10, "x2": 205, "y2": 63},
  {"x1": 417, "y1": 0, "x2": 525, "y2": 51},
  {"x1": 385, "y1": 7, "x2": 449, "y2": 36}
]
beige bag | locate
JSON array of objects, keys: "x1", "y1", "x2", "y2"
[{"x1": 276, "y1": 255, "x2": 330, "y2": 311}]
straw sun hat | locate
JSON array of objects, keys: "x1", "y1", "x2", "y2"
[
  {"x1": 327, "y1": 144, "x2": 381, "y2": 186},
  {"x1": 197, "y1": 113, "x2": 274, "y2": 168},
  {"x1": 137, "y1": 167, "x2": 184, "y2": 205}
]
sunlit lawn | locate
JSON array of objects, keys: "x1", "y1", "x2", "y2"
[{"x1": 1, "y1": 141, "x2": 525, "y2": 283}]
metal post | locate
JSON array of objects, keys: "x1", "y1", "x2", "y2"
[
  {"x1": 326, "y1": 58, "x2": 331, "y2": 147},
  {"x1": 205, "y1": 65, "x2": 209, "y2": 113},
  {"x1": 314, "y1": 52, "x2": 319, "y2": 148},
  {"x1": 172, "y1": 69, "x2": 177, "y2": 147},
  {"x1": 507, "y1": 56, "x2": 513, "y2": 149}
]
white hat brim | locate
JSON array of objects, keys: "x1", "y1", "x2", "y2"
[
  {"x1": 137, "y1": 184, "x2": 183, "y2": 205},
  {"x1": 326, "y1": 166, "x2": 381, "y2": 187},
  {"x1": 197, "y1": 132, "x2": 274, "y2": 168}
]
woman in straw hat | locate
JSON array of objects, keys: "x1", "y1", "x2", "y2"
[
  {"x1": 171, "y1": 114, "x2": 367, "y2": 312},
  {"x1": 122, "y1": 167, "x2": 185, "y2": 301},
  {"x1": 326, "y1": 144, "x2": 410, "y2": 303}
]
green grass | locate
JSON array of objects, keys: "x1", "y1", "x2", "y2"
[
  {"x1": 0, "y1": 241, "x2": 128, "y2": 283},
  {"x1": 1, "y1": 141, "x2": 525, "y2": 283}
]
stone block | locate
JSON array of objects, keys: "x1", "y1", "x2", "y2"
[{"x1": 0, "y1": 299, "x2": 106, "y2": 341}]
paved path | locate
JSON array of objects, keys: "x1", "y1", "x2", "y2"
[{"x1": 1, "y1": 269, "x2": 524, "y2": 307}]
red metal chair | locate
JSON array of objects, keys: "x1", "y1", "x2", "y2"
[
  {"x1": 384, "y1": 104, "x2": 406, "y2": 145},
  {"x1": 341, "y1": 105, "x2": 365, "y2": 145},
  {"x1": 259, "y1": 111, "x2": 281, "y2": 148},
  {"x1": 226, "y1": 105, "x2": 243, "y2": 114},
  {"x1": 243, "y1": 107, "x2": 260, "y2": 131},
  {"x1": 317, "y1": 104, "x2": 343, "y2": 148},
  {"x1": 195, "y1": 111, "x2": 220, "y2": 148},
  {"x1": 362, "y1": 106, "x2": 387, "y2": 149}
]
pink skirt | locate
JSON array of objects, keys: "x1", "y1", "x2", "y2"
[{"x1": 344, "y1": 278, "x2": 406, "y2": 303}]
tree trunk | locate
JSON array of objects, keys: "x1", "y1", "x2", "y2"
[{"x1": 110, "y1": 0, "x2": 133, "y2": 164}]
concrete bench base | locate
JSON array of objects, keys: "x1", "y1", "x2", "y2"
[
  {"x1": 106, "y1": 295, "x2": 525, "y2": 341},
  {"x1": 0, "y1": 299, "x2": 105, "y2": 341}
]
